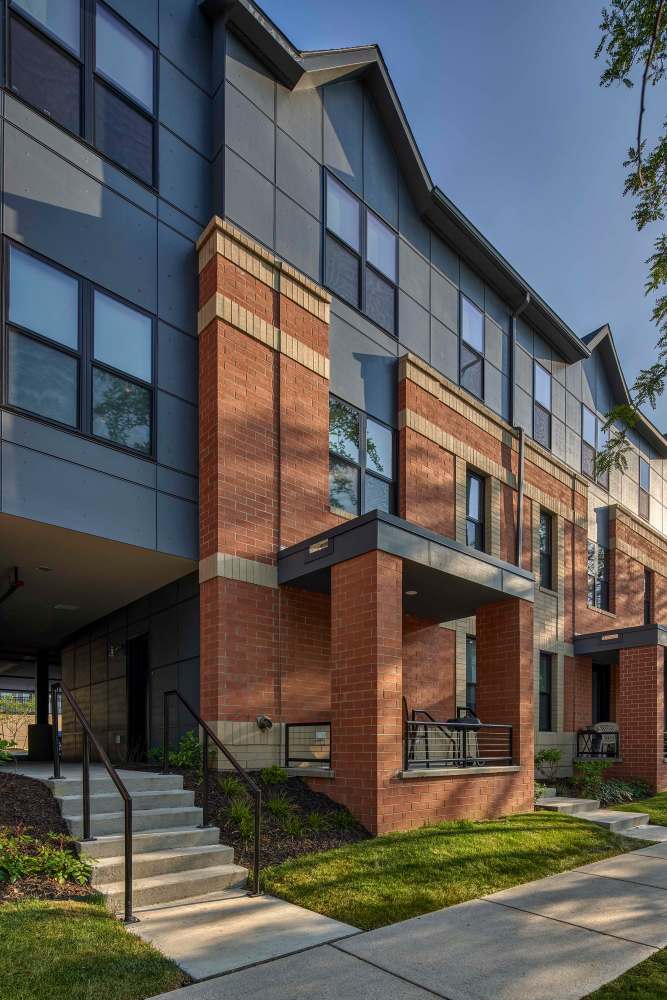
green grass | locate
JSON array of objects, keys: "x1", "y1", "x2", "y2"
[
  {"x1": 0, "y1": 897, "x2": 188, "y2": 1000},
  {"x1": 586, "y1": 947, "x2": 667, "y2": 998},
  {"x1": 612, "y1": 791, "x2": 667, "y2": 826},
  {"x1": 262, "y1": 811, "x2": 645, "y2": 930}
]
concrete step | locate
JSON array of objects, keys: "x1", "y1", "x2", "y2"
[
  {"x1": 539, "y1": 796, "x2": 601, "y2": 815},
  {"x1": 79, "y1": 825, "x2": 222, "y2": 859},
  {"x1": 91, "y1": 844, "x2": 235, "y2": 886},
  {"x1": 67, "y1": 805, "x2": 203, "y2": 839},
  {"x1": 48, "y1": 772, "x2": 184, "y2": 797},
  {"x1": 57, "y1": 788, "x2": 195, "y2": 818},
  {"x1": 575, "y1": 809, "x2": 651, "y2": 833},
  {"x1": 621, "y1": 824, "x2": 667, "y2": 842},
  {"x1": 537, "y1": 786, "x2": 557, "y2": 797},
  {"x1": 104, "y1": 863, "x2": 248, "y2": 911}
]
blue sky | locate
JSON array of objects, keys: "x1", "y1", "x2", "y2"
[{"x1": 260, "y1": 0, "x2": 666, "y2": 428}]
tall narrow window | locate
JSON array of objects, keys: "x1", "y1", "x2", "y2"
[
  {"x1": 460, "y1": 296, "x2": 484, "y2": 399},
  {"x1": 539, "y1": 652, "x2": 553, "y2": 732},
  {"x1": 466, "y1": 472, "x2": 485, "y2": 551},
  {"x1": 539, "y1": 509, "x2": 553, "y2": 590},
  {"x1": 466, "y1": 636, "x2": 477, "y2": 714},
  {"x1": 365, "y1": 211, "x2": 396, "y2": 333},
  {"x1": 328, "y1": 396, "x2": 395, "y2": 516},
  {"x1": 533, "y1": 361, "x2": 552, "y2": 449},
  {"x1": 582, "y1": 405, "x2": 597, "y2": 480},
  {"x1": 639, "y1": 457, "x2": 650, "y2": 521},
  {"x1": 644, "y1": 568, "x2": 653, "y2": 625},
  {"x1": 587, "y1": 541, "x2": 609, "y2": 611}
]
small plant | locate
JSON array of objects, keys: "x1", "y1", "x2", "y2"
[
  {"x1": 260, "y1": 765, "x2": 288, "y2": 786},
  {"x1": 573, "y1": 759, "x2": 612, "y2": 799},
  {"x1": 329, "y1": 810, "x2": 358, "y2": 832},
  {"x1": 306, "y1": 811, "x2": 331, "y2": 833},
  {"x1": 0, "y1": 739, "x2": 16, "y2": 764},
  {"x1": 0, "y1": 829, "x2": 92, "y2": 885},
  {"x1": 237, "y1": 813, "x2": 255, "y2": 843},
  {"x1": 218, "y1": 774, "x2": 246, "y2": 799},
  {"x1": 535, "y1": 747, "x2": 562, "y2": 783},
  {"x1": 598, "y1": 777, "x2": 651, "y2": 806},
  {"x1": 147, "y1": 731, "x2": 205, "y2": 775},
  {"x1": 534, "y1": 782, "x2": 548, "y2": 800},
  {"x1": 279, "y1": 814, "x2": 305, "y2": 838},
  {"x1": 266, "y1": 792, "x2": 294, "y2": 820}
]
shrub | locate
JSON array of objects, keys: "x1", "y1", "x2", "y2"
[
  {"x1": 0, "y1": 830, "x2": 92, "y2": 885},
  {"x1": 306, "y1": 811, "x2": 331, "y2": 833},
  {"x1": 147, "y1": 731, "x2": 206, "y2": 775},
  {"x1": 218, "y1": 774, "x2": 246, "y2": 800},
  {"x1": 535, "y1": 747, "x2": 562, "y2": 783},
  {"x1": 598, "y1": 777, "x2": 651, "y2": 805},
  {"x1": 534, "y1": 782, "x2": 549, "y2": 800},
  {"x1": 329, "y1": 810, "x2": 358, "y2": 832},
  {"x1": 279, "y1": 814, "x2": 305, "y2": 838},
  {"x1": 573, "y1": 759, "x2": 612, "y2": 799},
  {"x1": 260, "y1": 765, "x2": 288, "y2": 786},
  {"x1": 0, "y1": 739, "x2": 16, "y2": 765},
  {"x1": 266, "y1": 792, "x2": 294, "y2": 819}
]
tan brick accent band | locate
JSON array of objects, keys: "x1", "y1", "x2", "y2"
[
  {"x1": 197, "y1": 216, "x2": 331, "y2": 323},
  {"x1": 198, "y1": 292, "x2": 329, "y2": 380},
  {"x1": 199, "y1": 552, "x2": 278, "y2": 588}
]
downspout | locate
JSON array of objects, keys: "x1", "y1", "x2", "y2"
[{"x1": 512, "y1": 292, "x2": 531, "y2": 568}]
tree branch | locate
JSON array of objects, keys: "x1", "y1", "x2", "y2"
[{"x1": 637, "y1": 0, "x2": 666, "y2": 183}]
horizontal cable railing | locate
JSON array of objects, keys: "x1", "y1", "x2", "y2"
[
  {"x1": 284, "y1": 722, "x2": 331, "y2": 769},
  {"x1": 577, "y1": 729, "x2": 620, "y2": 759},
  {"x1": 405, "y1": 716, "x2": 513, "y2": 770}
]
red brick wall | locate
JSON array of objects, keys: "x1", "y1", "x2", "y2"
[
  {"x1": 609, "y1": 645, "x2": 667, "y2": 791},
  {"x1": 279, "y1": 587, "x2": 331, "y2": 723},
  {"x1": 403, "y1": 616, "x2": 456, "y2": 720}
]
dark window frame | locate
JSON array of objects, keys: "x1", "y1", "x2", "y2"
[
  {"x1": 459, "y1": 294, "x2": 484, "y2": 400},
  {"x1": 465, "y1": 470, "x2": 486, "y2": 552},
  {"x1": 465, "y1": 634, "x2": 477, "y2": 714},
  {"x1": 1, "y1": 238, "x2": 156, "y2": 458},
  {"x1": 324, "y1": 171, "x2": 398, "y2": 336},
  {"x1": 5, "y1": 0, "x2": 159, "y2": 189},
  {"x1": 644, "y1": 567, "x2": 653, "y2": 625},
  {"x1": 539, "y1": 508, "x2": 553, "y2": 590},
  {"x1": 639, "y1": 456, "x2": 650, "y2": 521},
  {"x1": 539, "y1": 651, "x2": 553, "y2": 732},
  {"x1": 533, "y1": 360, "x2": 551, "y2": 449},
  {"x1": 328, "y1": 394, "x2": 396, "y2": 517},
  {"x1": 587, "y1": 539, "x2": 610, "y2": 612},
  {"x1": 581, "y1": 404, "x2": 609, "y2": 489}
]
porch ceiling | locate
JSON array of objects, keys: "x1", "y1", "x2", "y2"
[
  {"x1": 574, "y1": 623, "x2": 667, "y2": 663},
  {"x1": 278, "y1": 511, "x2": 534, "y2": 620}
]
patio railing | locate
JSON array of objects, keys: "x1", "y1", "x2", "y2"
[
  {"x1": 284, "y1": 722, "x2": 331, "y2": 769},
  {"x1": 404, "y1": 715, "x2": 513, "y2": 770},
  {"x1": 576, "y1": 729, "x2": 620, "y2": 760}
]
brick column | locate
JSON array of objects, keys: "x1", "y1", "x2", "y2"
[
  {"x1": 329, "y1": 550, "x2": 403, "y2": 833},
  {"x1": 475, "y1": 597, "x2": 534, "y2": 807},
  {"x1": 613, "y1": 646, "x2": 667, "y2": 791}
]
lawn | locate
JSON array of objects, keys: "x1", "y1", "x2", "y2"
[
  {"x1": 586, "y1": 947, "x2": 667, "y2": 998},
  {"x1": 613, "y1": 791, "x2": 667, "y2": 826},
  {"x1": 0, "y1": 897, "x2": 189, "y2": 1000},
  {"x1": 262, "y1": 810, "x2": 646, "y2": 930}
]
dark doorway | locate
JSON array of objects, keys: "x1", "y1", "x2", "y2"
[
  {"x1": 592, "y1": 663, "x2": 611, "y2": 724},
  {"x1": 126, "y1": 635, "x2": 149, "y2": 762}
]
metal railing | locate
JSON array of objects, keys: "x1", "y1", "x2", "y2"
[
  {"x1": 285, "y1": 722, "x2": 331, "y2": 769},
  {"x1": 50, "y1": 681, "x2": 136, "y2": 923},
  {"x1": 664, "y1": 730, "x2": 667, "y2": 760},
  {"x1": 405, "y1": 711, "x2": 513, "y2": 770},
  {"x1": 162, "y1": 690, "x2": 262, "y2": 896},
  {"x1": 577, "y1": 729, "x2": 620, "y2": 759}
]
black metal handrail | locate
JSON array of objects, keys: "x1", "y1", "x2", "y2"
[
  {"x1": 162, "y1": 690, "x2": 262, "y2": 896},
  {"x1": 577, "y1": 728, "x2": 620, "y2": 759},
  {"x1": 405, "y1": 716, "x2": 513, "y2": 770},
  {"x1": 50, "y1": 681, "x2": 136, "y2": 923},
  {"x1": 285, "y1": 722, "x2": 331, "y2": 768}
]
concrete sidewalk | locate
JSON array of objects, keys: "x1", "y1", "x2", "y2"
[{"x1": 149, "y1": 840, "x2": 667, "y2": 1000}]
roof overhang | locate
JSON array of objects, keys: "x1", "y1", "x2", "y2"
[
  {"x1": 574, "y1": 623, "x2": 667, "y2": 664},
  {"x1": 279, "y1": 511, "x2": 534, "y2": 619}
]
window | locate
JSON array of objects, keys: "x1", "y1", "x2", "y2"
[
  {"x1": 644, "y1": 568, "x2": 653, "y2": 625},
  {"x1": 581, "y1": 406, "x2": 609, "y2": 488},
  {"x1": 324, "y1": 173, "x2": 397, "y2": 334},
  {"x1": 539, "y1": 509, "x2": 553, "y2": 590},
  {"x1": 587, "y1": 541, "x2": 609, "y2": 611},
  {"x1": 7, "y1": 1, "x2": 157, "y2": 186},
  {"x1": 328, "y1": 396, "x2": 395, "y2": 516},
  {"x1": 4, "y1": 243, "x2": 154, "y2": 455},
  {"x1": 466, "y1": 636, "x2": 477, "y2": 714},
  {"x1": 460, "y1": 297, "x2": 484, "y2": 399},
  {"x1": 639, "y1": 457, "x2": 650, "y2": 521},
  {"x1": 539, "y1": 652, "x2": 553, "y2": 732},
  {"x1": 466, "y1": 472, "x2": 485, "y2": 551},
  {"x1": 533, "y1": 361, "x2": 551, "y2": 449}
]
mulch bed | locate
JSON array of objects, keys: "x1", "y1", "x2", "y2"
[{"x1": 182, "y1": 772, "x2": 370, "y2": 868}]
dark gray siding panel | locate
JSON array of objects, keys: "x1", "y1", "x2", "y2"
[
  {"x1": 1, "y1": 411, "x2": 156, "y2": 488},
  {"x1": 1, "y1": 443, "x2": 156, "y2": 548},
  {"x1": 106, "y1": 0, "x2": 158, "y2": 43},
  {"x1": 363, "y1": 93, "x2": 398, "y2": 226},
  {"x1": 156, "y1": 493, "x2": 198, "y2": 559},
  {"x1": 157, "y1": 223, "x2": 196, "y2": 335},
  {"x1": 276, "y1": 82, "x2": 322, "y2": 161},
  {"x1": 330, "y1": 313, "x2": 397, "y2": 427},
  {"x1": 159, "y1": 57, "x2": 212, "y2": 158},
  {"x1": 398, "y1": 292, "x2": 429, "y2": 360},
  {"x1": 157, "y1": 392, "x2": 197, "y2": 476},
  {"x1": 431, "y1": 235, "x2": 460, "y2": 286},
  {"x1": 158, "y1": 200, "x2": 202, "y2": 243},
  {"x1": 275, "y1": 191, "x2": 319, "y2": 280},
  {"x1": 159, "y1": 127, "x2": 211, "y2": 225},
  {"x1": 159, "y1": 0, "x2": 211, "y2": 93},
  {"x1": 4, "y1": 125, "x2": 157, "y2": 312},
  {"x1": 225, "y1": 30, "x2": 275, "y2": 118},
  {"x1": 225, "y1": 83, "x2": 275, "y2": 181},
  {"x1": 225, "y1": 148, "x2": 275, "y2": 248},
  {"x1": 430, "y1": 269, "x2": 458, "y2": 333},
  {"x1": 157, "y1": 466, "x2": 198, "y2": 502},
  {"x1": 399, "y1": 240, "x2": 429, "y2": 308},
  {"x1": 158, "y1": 322, "x2": 197, "y2": 404},
  {"x1": 430, "y1": 318, "x2": 458, "y2": 383},
  {"x1": 276, "y1": 129, "x2": 320, "y2": 219},
  {"x1": 323, "y1": 80, "x2": 363, "y2": 195},
  {"x1": 398, "y1": 181, "x2": 429, "y2": 258},
  {"x1": 460, "y1": 261, "x2": 484, "y2": 309}
]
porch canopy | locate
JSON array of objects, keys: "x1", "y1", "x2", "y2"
[
  {"x1": 278, "y1": 510, "x2": 534, "y2": 619},
  {"x1": 574, "y1": 624, "x2": 667, "y2": 664}
]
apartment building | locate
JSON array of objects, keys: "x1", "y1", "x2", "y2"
[{"x1": 1, "y1": 0, "x2": 666, "y2": 835}]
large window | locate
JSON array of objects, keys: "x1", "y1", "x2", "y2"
[
  {"x1": 539, "y1": 509, "x2": 553, "y2": 590},
  {"x1": 639, "y1": 457, "x2": 650, "y2": 521},
  {"x1": 466, "y1": 471, "x2": 485, "y2": 551},
  {"x1": 7, "y1": 1, "x2": 156, "y2": 186},
  {"x1": 587, "y1": 540, "x2": 609, "y2": 611},
  {"x1": 325, "y1": 174, "x2": 397, "y2": 335},
  {"x1": 644, "y1": 568, "x2": 653, "y2": 625},
  {"x1": 466, "y1": 635, "x2": 477, "y2": 714},
  {"x1": 581, "y1": 405, "x2": 609, "y2": 489},
  {"x1": 4, "y1": 243, "x2": 154, "y2": 455},
  {"x1": 539, "y1": 652, "x2": 553, "y2": 732},
  {"x1": 328, "y1": 396, "x2": 395, "y2": 516},
  {"x1": 460, "y1": 296, "x2": 484, "y2": 400},
  {"x1": 533, "y1": 361, "x2": 551, "y2": 449}
]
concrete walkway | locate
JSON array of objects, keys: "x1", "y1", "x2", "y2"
[{"x1": 149, "y1": 839, "x2": 667, "y2": 1000}]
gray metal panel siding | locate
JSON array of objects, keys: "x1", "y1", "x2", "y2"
[
  {"x1": 158, "y1": 323, "x2": 197, "y2": 404},
  {"x1": 399, "y1": 240, "x2": 429, "y2": 308},
  {"x1": 158, "y1": 222, "x2": 197, "y2": 336},
  {"x1": 157, "y1": 392, "x2": 198, "y2": 476},
  {"x1": 106, "y1": 0, "x2": 158, "y2": 43},
  {"x1": 224, "y1": 147, "x2": 275, "y2": 248},
  {"x1": 398, "y1": 292, "x2": 430, "y2": 360},
  {"x1": 276, "y1": 129, "x2": 321, "y2": 219},
  {"x1": 363, "y1": 92, "x2": 398, "y2": 226},
  {"x1": 329, "y1": 311, "x2": 397, "y2": 427},
  {"x1": 159, "y1": 57, "x2": 212, "y2": 158},
  {"x1": 323, "y1": 79, "x2": 363, "y2": 195},
  {"x1": 157, "y1": 493, "x2": 198, "y2": 559},
  {"x1": 276, "y1": 81, "x2": 322, "y2": 161},
  {"x1": 275, "y1": 190, "x2": 320, "y2": 280},
  {"x1": 225, "y1": 29, "x2": 275, "y2": 119},
  {"x1": 159, "y1": 0, "x2": 212, "y2": 93},
  {"x1": 226, "y1": 83, "x2": 275, "y2": 182},
  {"x1": 159, "y1": 126, "x2": 212, "y2": 225}
]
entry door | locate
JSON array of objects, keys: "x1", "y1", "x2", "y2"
[
  {"x1": 126, "y1": 635, "x2": 149, "y2": 762},
  {"x1": 592, "y1": 664, "x2": 611, "y2": 724}
]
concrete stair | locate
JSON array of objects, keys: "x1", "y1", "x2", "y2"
[
  {"x1": 48, "y1": 769, "x2": 248, "y2": 912},
  {"x1": 540, "y1": 796, "x2": 651, "y2": 835}
]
